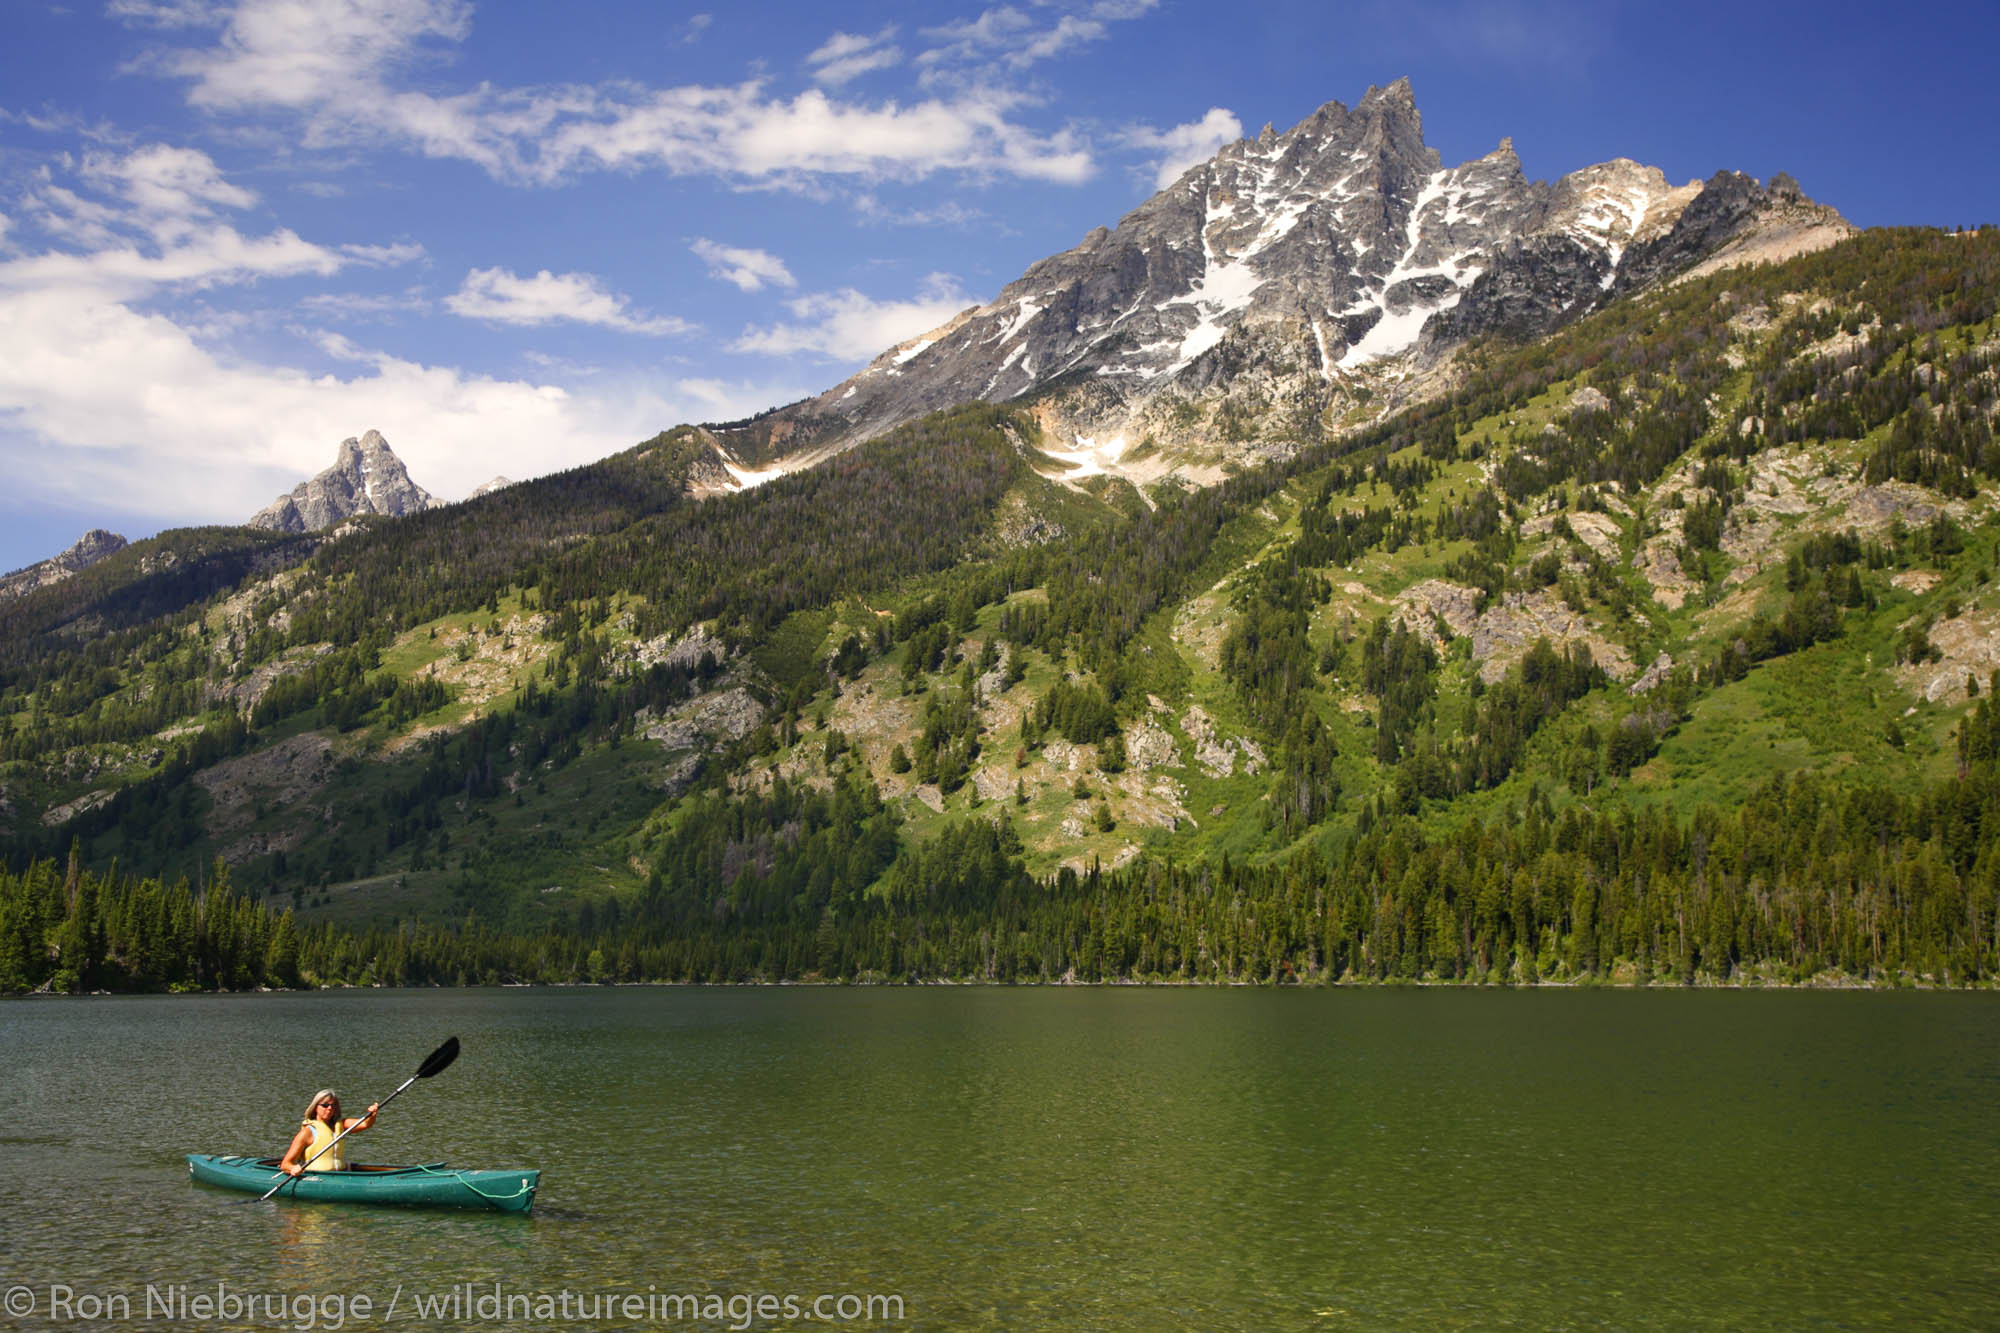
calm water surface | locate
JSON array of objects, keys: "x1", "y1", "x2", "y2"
[{"x1": 1, "y1": 988, "x2": 1997, "y2": 1330}]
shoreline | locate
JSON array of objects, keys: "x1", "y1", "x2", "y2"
[{"x1": 9, "y1": 971, "x2": 1995, "y2": 997}]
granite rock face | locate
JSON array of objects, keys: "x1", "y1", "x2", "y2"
[
  {"x1": 250, "y1": 431, "x2": 437, "y2": 533},
  {"x1": 715, "y1": 79, "x2": 1847, "y2": 472}
]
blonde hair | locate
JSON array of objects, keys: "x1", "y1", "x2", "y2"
[{"x1": 304, "y1": 1089, "x2": 341, "y2": 1124}]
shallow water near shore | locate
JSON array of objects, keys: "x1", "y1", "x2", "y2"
[{"x1": 2, "y1": 987, "x2": 1997, "y2": 1329}]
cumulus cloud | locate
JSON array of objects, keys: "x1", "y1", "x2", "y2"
[
  {"x1": 733, "y1": 274, "x2": 976, "y2": 362},
  {"x1": 690, "y1": 238, "x2": 796, "y2": 293},
  {"x1": 1125, "y1": 107, "x2": 1243, "y2": 190},
  {"x1": 0, "y1": 139, "x2": 554, "y2": 533},
  {"x1": 0, "y1": 276, "x2": 692, "y2": 529},
  {"x1": 445, "y1": 267, "x2": 691, "y2": 335},
  {"x1": 806, "y1": 27, "x2": 902, "y2": 86}
]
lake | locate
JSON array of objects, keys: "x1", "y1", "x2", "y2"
[{"x1": 2, "y1": 988, "x2": 1997, "y2": 1329}]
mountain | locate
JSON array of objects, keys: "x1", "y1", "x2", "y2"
[
  {"x1": 250, "y1": 430, "x2": 438, "y2": 533},
  {"x1": 0, "y1": 529, "x2": 127, "y2": 602},
  {"x1": 2, "y1": 110, "x2": 1996, "y2": 987},
  {"x1": 713, "y1": 79, "x2": 1847, "y2": 482}
]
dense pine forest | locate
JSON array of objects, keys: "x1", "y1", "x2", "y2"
[{"x1": 4, "y1": 226, "x2": 2000, "y2": 990}]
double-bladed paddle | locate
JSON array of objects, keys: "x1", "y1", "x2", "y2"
[{"x1": 243, "y1": 1036, "x2": 460, "y2": 1204}]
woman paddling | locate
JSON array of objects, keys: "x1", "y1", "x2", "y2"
[{"x1": 280, "y1": 1090, "x2": 379, "y2": 1175}]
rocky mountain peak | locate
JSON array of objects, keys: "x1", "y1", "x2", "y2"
[
  {"x1": 1361, "y1": 75, "x2": 1417, "y2": 108},
  {"x1": 63, "y1": 528, "x2": 128, "y2": 566},
  {"x1": 712, "y1": 80, "x2": 1851, "y2": 479},
  {"x1": 0, "y1": 528, "x2": 128, "y2": 602},
  {"x1": 250, "y1": 431, "x2": 437, "y2": 533}
]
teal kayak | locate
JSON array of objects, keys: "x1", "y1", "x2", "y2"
[{"x1": 188, "y1": 1154, "x2": 539, "y2": 1213}]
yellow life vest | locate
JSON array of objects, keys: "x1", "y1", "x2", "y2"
[{"x1": 299, "y1": 1116, "x2": 351, "y2": 1171}]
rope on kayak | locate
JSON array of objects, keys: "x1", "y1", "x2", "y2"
[{"x1": 412, "y1": 1164, "x2": 536, "y2": 1204}]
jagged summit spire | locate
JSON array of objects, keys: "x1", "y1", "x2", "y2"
[
  {"x1": 249, "y1": 431, "x2": 438, "y2": 534},
  {"x1": 1359, "y1": 76, "x2": 1416, "y2": 107}
]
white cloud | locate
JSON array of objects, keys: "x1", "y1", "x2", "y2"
[
  {"x1": 0, "y1": 226, "x2": 349, "y2": 297},
  {"x1": 806, "y1": 27, "x2": 902, "y2": 87},
  {"x1": 84, "y1": 145, "x2": 258, "y2": 237},
  {"x1": 9, "y1": 144, "x2": 402, "y2": 295},
  {"x1": 1010, "y1": 15, "x2": 1104, "y2": 68},
  {"x1": 0, "y1": 142, "x2": 499, "y2": 529},
  {"x1": 554, "y1": 84, "x2": 1094, "y2": 185},
  {"x1": 135, "y1": 4, "x2": 1094, "y2": 187},
  {"x1": 298, "y1": 286, "x2": 431, "y2": 320},
  {"x1": 445, "y1": 267, "x2": 691, "y2": 335},
  {"x1": 0, "y1": 219, "x2": 695, "y2": 525},
  {"x1": 920, "y1": 7, "x2": 1034, "y2": 64},
  {"x1": 165, "y1": 0, "x2": 472, "y2": 112},
  {"x1": 733, "y1": 274, "x2": 976, "y2": 362},
  {"x1": 339, "y1": 241, "x2": 426, "y2": 267},
  {"x1": 1, "y1": 158, "x2": 417, "y2": 303},
  {"x1": 106, "y1": 0, "x2": 230, "y2": 25},
  {"x1": 21, "y1": 143, "x2": 263, "y2": 257},
  {"x1": 1087, "y1": 0, "x2": 1161, "y2": 18},
  {"x1": 853, "y1": 195, "x2": 984, "y2": 228},
  {"x1": 918, "y1": 1, "x2": 1156, "y2": 77},
  {"x1": 0, "y1": 280, "x2": 683, "y2": 523},
  {"x1": 1125, "y1": 107, "x2": 1243, "y2": 190},
  {"x1": 674, "y1": 375, "x2": 814, "y2": 423},
  {"x1": 680, "y1": 13, "x2": 712, "y2": 44},
  {"x1": 690, "y1": 238, "x2": 795, "y2": 292}
]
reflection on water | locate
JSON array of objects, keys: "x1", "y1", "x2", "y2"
[{"x1": 2, "y1": 988, "x2": 1998, "y2": 1329}]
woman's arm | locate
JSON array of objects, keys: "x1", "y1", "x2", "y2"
[
  {"x1": 344, "y1": 1103, "x2": 381, "y2": 1134},
  {"x1": 280, "y1": 1125, "x2": 312, "y2": 1176}
]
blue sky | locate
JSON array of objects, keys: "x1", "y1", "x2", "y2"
[{"x1": 1, "y1": 0, "x2": 1995, "y2": 573}]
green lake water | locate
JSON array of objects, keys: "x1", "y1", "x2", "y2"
[{"x1": 1, "y1": 988, "x2": 1997, "y2": 1330}]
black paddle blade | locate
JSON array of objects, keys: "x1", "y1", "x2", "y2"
[{"x1": 417, "y1": 1036, "x2": 460, "y2": 1079}]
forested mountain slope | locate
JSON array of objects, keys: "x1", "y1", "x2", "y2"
[{"x1": 4, "y1": 227, "x2": 1999, "y2": 990}]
